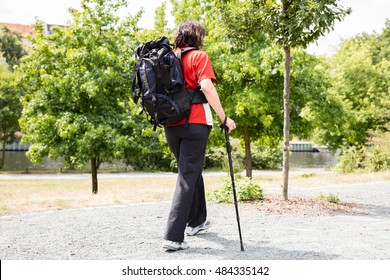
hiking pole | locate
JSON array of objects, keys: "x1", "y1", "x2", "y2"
[{"x1": 220, "y1": 116, "x2": 244, "y2": 252}]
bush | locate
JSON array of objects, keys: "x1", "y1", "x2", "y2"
[
  {"x1": 205, "y1": 138, "x2": 245, "y2": 172},
  {"x1": 363, "y1": 146, "x2": 390, "y2": 172},
  {"x1": 335, "y1": 146, "x2": 364, "y2": 173},
  {"x1": 207, "y1": 176, "x2": 264, "y2": 203},
  {"x1": 204, "y1": 146, "x2": 226, "y2": 170},
  {"x1": 251, "y1": 144, "x2": 283, "y2": 169},
  {"x1": 317, "y1": 192, "x2": 341, "y2": 204},
  {"x1": 335, "y1": 145, "x2": 390, "y2": 173},
  {"x1": 205, "y1": 140, "x2": 282, "y2": 171}
]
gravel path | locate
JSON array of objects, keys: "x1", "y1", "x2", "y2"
[{"x1": 1, "y1": 181, "x2": 389, "y2": 260}]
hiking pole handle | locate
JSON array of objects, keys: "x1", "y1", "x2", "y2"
[{"x1": 220, "y1": 116, "x2": 232, "y2": 155}]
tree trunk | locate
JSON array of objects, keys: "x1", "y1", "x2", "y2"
[
  {"x1": 282, "y1": 46, "x2": 291, "y2": 201},
  {"x1": 91, "y1": 157, "x2": 98, "y2": 194},
  {"x1": 243, "y1": 125, "x2": 252, "y2": 178},
  {"x1": 0, "y1": 139, "x2": 5, "y2": 169}
]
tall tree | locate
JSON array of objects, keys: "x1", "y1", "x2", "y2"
[
  {"x1": 0, "y1": 26, "x2": 27, "y2": 71},
  {"x1": 0, "y1": 65, "x2": 22, "y2": 168},
  {"x1": 0, "y1": 26, "x2": 26, "y2": 168},
  {"x1": 154, "y1": 1, "x2": 168, "y2": 32},
  {"x1": 170, "y1": 0, "x2": 204, "y2": 24},
  {"x1": 170, "y1": 0, "x2": 330, "y2": 178},
  {"x1": 304, "y1": 21, "x2": 390, "y2": 149},
  {"x1": 18, "y1": 0, "x2": 141, "y2": 193},
  {"x1": 217, "y1": 0, "x2": 350, "y2": 199}
]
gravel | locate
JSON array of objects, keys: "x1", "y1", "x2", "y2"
[{"x1": 1, "y1": 181, "x2": 389, "y2": 260}]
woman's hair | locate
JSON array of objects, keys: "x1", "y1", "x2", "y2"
[{"x1": 173, "y1": 20, "x2": 206, "y2": 49}]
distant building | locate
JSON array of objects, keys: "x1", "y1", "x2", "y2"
[
  {"x1": 0, "y1": 22, "x2": 66, "y2": 47},
  {"x1": 0, "y1": 22, "x2": 35, "y2": 37},
  {"x1": 0, "y1": 22, "x2": 34, "y2": 46},
  {"x1": 43, "y1": 23, "x2": 66, "y2": 35}
]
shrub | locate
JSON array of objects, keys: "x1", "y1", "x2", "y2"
[
  {"x1": 317, "y1": 192, "x2": 341, "y2": 204},
  {"x1": 363, "y1": 146, "x2": 390, "y2": 172},
  {"x1": 335, "y1": 146, "x2": 364, "y2": 173},
  {"x1": 204, "y1": 146, "x2": 226, "y2": 170},
  {"x1": 335, "y1": 145, "x2": 390, "y2": 173},
  {"x1": 298, "y1": 173, "x2": 317, "y2": 178},
  {"x1": 205, "y1": 138, "x2": 245, "y2": 172},
  {"x1": 251, "y1": 144, "x2": 283, "y2": 169},
  {"x1": 207, "y1": 176, "x2": 264, "y2": 203}
]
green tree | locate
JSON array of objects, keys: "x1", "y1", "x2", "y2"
[
  {"x1": 18, "y1": 0, "x2": 141, "y2": 193},
  {"x1": 170, "y1": 0, "x2": 204, "y2": 24},
  {"x1": 304, "y1": 21, "x2": 389, "y2": 149},
  {"x1": 299, "y1": 58, "x2": 347, "y2": 151},
  {"x1": 211, "y1": 38, "x2": 328, "y2": 177},
  {"x1": 169, "y1": 0, "x2": 331, "y2": 179},
  {"x1": 331, "y1": 35, "x2": 388, "y2": 144},
  {"x1": 0, "y1": 26, "x2": 27, "y2": 168},
  {"x1": 0, "y1": 65, "x2": 22, "y2": 168},
  {"x1": 154, "y1": 1, "x2": 168, "y2": 32},
  {"x1": 0, "y1": 26, "x2": 27, "y2": 71},
  {"x1": 216, "y1": 0, "x2": 350, "y2": 199},
  {"x1": 135, "y1": 1, "x2": 173, "y2": 42}
]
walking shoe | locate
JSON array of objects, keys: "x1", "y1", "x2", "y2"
[
  {"x1": 162, "y1": 240, "x2": 189, "y2": 251},
  {"x1": 186, "y1": 220, "x2": 212, "y2": 236}
]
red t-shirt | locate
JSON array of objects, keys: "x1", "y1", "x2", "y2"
[{"x1": 172, "y1": 48, "x2": 216, "y2": 126}]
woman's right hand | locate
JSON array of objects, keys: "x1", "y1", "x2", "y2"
[{"x1": 224, "y1": 117, "x2": 236, "y2": 133}]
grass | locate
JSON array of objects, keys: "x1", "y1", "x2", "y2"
[
  {"x1": 0, "y1": 175, "x2": 223, "y2": 216},
  {"x1": 0, "y1": 169, "x2": 389, "y2": 216}
]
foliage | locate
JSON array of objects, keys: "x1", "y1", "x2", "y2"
[
  {"x1": 17, "y1": 0, "x2": 144, "y2": 192},
  {"x1": 205, "y1": 138, "x2": 282, "y2": 171},
  {"x1": 298, "y1": 173, "x2": 317, "y2": 178},
  {"x1": 335, "y1": 144, "x2": 390, "y2": 174},
  {"x1": 203, "y1": 3, "x2": 331, "y2": 174},
  {"x1": 9, "y1": 0, "x2": 388, "y2": 180},
  {"x1": 363, "y1": 146, "x2": 390, "y2": 172},
  {"x1": 207, "y1": 176, "x2": 264, "y2": 203},
  {"x1": 317, "y1": 192, "x2": 341, "y2": 204},
  {"x1": 306, "y1": 21, "x2": 390, "y2": 149},
  {"x1": 0, "y1": 65, "x2": 23, "y2": 168},
  {"x1": 203, "y1": 1, "x2": 350, "y2": 197},
  {"x1": 210, "y1": 36, "x2": 330, "y2": 172},
  {"x1": 204, "y1": 146, "x2": 226, "y2": 170},
  {"x1": 0, "y1": 26, "x2": 27, "y2": 70},
  {"x1": 135, "y1": 1, "x2": 173, "y2": 42},
  {"x1": 205, "y1": 138, "x2": 244, "y2": 171},
  {"x1": 215, "y1": 0, "x2": 351, "y2": 48},
  {"x1": 15, "y1": 0, "x2": 183, "y2": 178},
  {"x1": 170, "y1": 0, "x2": 204, "y2": 25},
  {"x1": 154, "y1": 1, "x2": 168, "y2": 32},
  {"x1": 123, "y1": 120, "x2": 174, "y2": 172},
  {"x1": 0, "y1": 25, "x2": 26, "y2": 168},
  {"x1": 334, "y1": 146, "x2": 364, "y2": 173},
  {"x1": 251, "y1": 144, "x2": 282, "y2": 169}
]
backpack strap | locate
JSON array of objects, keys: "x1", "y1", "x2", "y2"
[
  {"x1": 177, "y1": 47, "x2": 208, "y2": 104},
  {"x1": 176, "y1": 46, "x2": 197, "y2": 60},
  {"x1": 131, "y1": 59, "x2": 142, "y2": 103},
  {"x1": 189, "y1": 86, "x2": 207, "y2": 104}
]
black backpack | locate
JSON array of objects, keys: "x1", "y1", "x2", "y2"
[{"x1": 131, "y1": 36, "x2": 206, "y2": 129}]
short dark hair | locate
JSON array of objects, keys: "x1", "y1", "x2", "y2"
[{"x1": 173, "y1": 20, "x2": 206, "y2": 49}]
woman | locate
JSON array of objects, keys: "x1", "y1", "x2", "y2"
[{"x1": 162, "y1": 20, "x2": 236, "y2": 251}]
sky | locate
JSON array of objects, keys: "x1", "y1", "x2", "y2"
[{"x1": 0, "y1": 0, "x2": 388, "y2": 56}]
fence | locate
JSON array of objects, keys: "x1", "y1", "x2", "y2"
[{"x1": 0, "y1": 141, "x2": 30, "y2": 151}]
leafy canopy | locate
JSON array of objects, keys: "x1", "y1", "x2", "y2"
[{"x1": 18, "y1": 0, "x2": 140, "y2": 168}]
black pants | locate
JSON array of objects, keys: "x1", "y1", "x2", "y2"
[{"x1": 164, "y1": 124, "x2": 211, "y2": 242}]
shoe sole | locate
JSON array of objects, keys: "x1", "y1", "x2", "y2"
[
  {"x1": 186, "y1": 221, "x2": 211, "y2": 236},
  {"x1": 163, "y1": 245, "x2": 189, "y2": 251}
]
